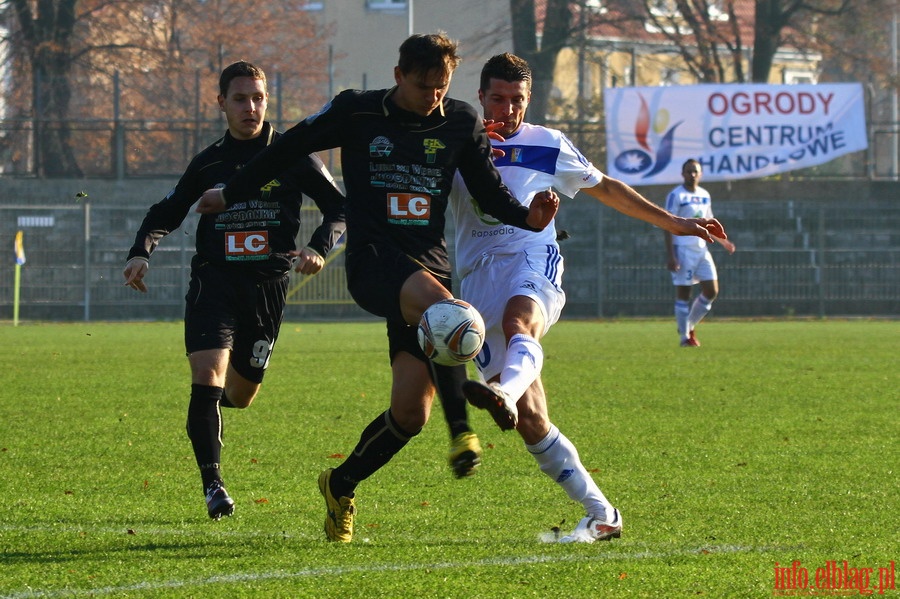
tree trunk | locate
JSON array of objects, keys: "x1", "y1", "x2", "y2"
[
  {"x1": 33, "y1": 56, "x2": 83, "y2": 177},
  {"x1": 752, "y1": 0, "x2": 786, "y2": 82},
  {"x1": 13, "y1": 0, "x2": 83, "y2": 177},
  {"x1": 510, "y1": 0, "x2": 572, "y2": 124}
]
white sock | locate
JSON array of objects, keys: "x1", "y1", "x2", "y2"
[
  {"x1": 526, "y1": 424, "x2": 613, "y2": 519},
  {"x1": 498, "y1": 334, "x2": 543, "y2": 404},
  {"x1": 687, "y1": 293, "x2": 713, "y2": 331},
  {"x1": 675, "y1": 300, "x2": 690, "y2": 337}
]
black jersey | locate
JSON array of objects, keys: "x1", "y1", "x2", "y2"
[
  {"x1": 127, "y1": 122, "x2": 346, "y2": 278},
  {"x1": 221, "y1": 89, "x2": 535, "y2": 278}
]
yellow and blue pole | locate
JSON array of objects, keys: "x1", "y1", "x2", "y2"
[{"x1": 13, "y1": 230, "x2": 25, "y2": 326}]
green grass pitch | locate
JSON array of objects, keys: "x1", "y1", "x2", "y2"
[{"x1": 0, "y1": 319, "x2": 897, "y2": 598}]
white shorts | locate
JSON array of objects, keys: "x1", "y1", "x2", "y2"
[
  {"x1": 460, "y1": 249, "x2": 565, "y2": 381},
  {"x1": 670, "y1": 245, "x2": 718, "y2": 286}
]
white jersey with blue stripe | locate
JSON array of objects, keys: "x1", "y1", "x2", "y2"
[{"x1": 449, "y1": 122, "x2": 604, "y2": 279}]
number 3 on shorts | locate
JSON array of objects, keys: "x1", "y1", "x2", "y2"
[{"x1": 250, "y1": 339, "x2": 273, "y2": 370}]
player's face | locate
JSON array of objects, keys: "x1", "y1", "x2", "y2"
[
  {"x1": 219, "y1": 76, "x2": 267, "y2": 140},
  {"x1": 479, "y1": 78, "x2": 530, "y2": 138},
  {"x1": 682, "y1": 163, "x2": 702, "y2": 190},
  {"x1": 393, "y1": 67, "x2": 452, "y2": 116}
]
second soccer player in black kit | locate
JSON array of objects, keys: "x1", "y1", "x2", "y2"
[
  {"x1": 124, "y1": 61, "x2": 346, "y2": 519},
  {"x1": 197, "y1": 34, "x2": 558, "y2": 541}
]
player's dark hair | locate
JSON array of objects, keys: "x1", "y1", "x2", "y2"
[
  {"x1": 398, "y1": 32, "x2": 461, "y2": 76},
  {"x1": 219, "y1": 61, "x2": 267, "y2": 97},
  {"x1": 682, "y1": 158, "x2": 701, "y2": 173},
  {"x1": 480, "y1": 53, "x2": 532, "y2": 92}
]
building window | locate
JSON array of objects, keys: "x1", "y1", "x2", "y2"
[{"x1": 782, "y1": 68, "x2": 818, "y2": 85}]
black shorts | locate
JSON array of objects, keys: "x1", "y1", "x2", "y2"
[
  {"x1": 346, "y1": 243, "x2": 451, "y2": 362},
  {"x1": 184, "y1": 259, "x2": 288, "y2": 384}
]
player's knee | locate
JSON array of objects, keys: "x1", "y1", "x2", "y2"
[{"x1": 392, "y1": 408, "x2": 428, "y2": 433}]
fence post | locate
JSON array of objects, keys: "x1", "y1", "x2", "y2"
[
  {"x1": 194, "y1": 70, "x2": 202, "y2": 156},
  {"x1": 113, "y1": 71, "x2": 125, "y2": 179},
  {"x1": 817, "y1": 206, "x2": 826, "y2": 318},
  {"x1": 276, "y1": 72, "x2": 284, "y2": 131},
  {"x1": 83, "y1": 198, "x2": 92, "y2": 321},
  {"x1": 32, "y1": 71, "x2": 42, "y2": 177},
  {"x1": 596, "y1": 206, "x2": 605, "y2": 317}
]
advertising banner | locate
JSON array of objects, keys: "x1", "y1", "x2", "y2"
[{"x1": 604, "y1": 83, "x2": 867, "y2": 185}]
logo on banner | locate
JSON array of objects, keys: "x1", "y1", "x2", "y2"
[{"x1": 612, "y1": 94, "x2": 682, "y2": 179}]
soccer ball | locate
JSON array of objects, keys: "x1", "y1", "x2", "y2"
[{"x1": 417, "y1": 299, "x2": 486, "y2": 366}]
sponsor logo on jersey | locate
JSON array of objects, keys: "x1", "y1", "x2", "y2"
[
  {"x1": 370, "y1": 136, "x2": 394, "y2": 158},
  {"x1": 423, "y1": 138, "x2": 446, "y2": 164},
  {"x1": 468, "y1": 197, "x2": 502, "y2": 227},
  {"x1": 259, "y1": 179, "x2": 280, "y2": 201},
  {"x1": 225, "y1": 231, "x2": 270, "y2": 260},
  {"x1": 387, "y1": 193, "x2": 431, "y2": 225}
]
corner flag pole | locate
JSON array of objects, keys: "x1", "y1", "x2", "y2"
[{"x1": 13, "y1": 230, "x2": 25, "y2": 326}]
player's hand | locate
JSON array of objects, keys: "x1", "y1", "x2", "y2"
[
  {"x1": 484, "y1": 120, "x2": 506, "y2": 159},
  {"x1": 196, "y1": 188, "x2": 227, "y2": 214},
  {"x1": 678, "y1": 217, "x2": 727, "y2": 244},
  {"x1": 123, "y1": 257, "x2": 149, "y2": 293},
  {"x1": 291, "y1": 247, "x2": 325, "y2": 275},
  {"x1": 702, "y1": 218, "x2": 728, "y2": 240},
  {"x1": 526, "y1": 189, "x2": 559, "y2": 231}
]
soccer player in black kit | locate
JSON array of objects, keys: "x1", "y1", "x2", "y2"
[
  {"x1": 197, "y1": 34, "x2": 558, "y2": 541},
  {"x1": 124, "y1": 61, "x2": 346, "y2": 519}
]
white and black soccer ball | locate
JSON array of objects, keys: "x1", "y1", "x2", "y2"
[{"x1": 417, "y1": 299, "x2": 486, "y2": 366}]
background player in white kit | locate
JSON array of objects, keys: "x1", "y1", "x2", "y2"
[
  {"x1": 664, "y1": 159, "x2": 736, "y2": 347},
  {"x1": 449, "y1": 53, "x2": 729, "y2": 543}
]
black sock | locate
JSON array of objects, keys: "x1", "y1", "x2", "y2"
[
  {"x1": 331, "y1": 410, "x2": 418, "y2": 498},
  {"x1": 430, "y1": 362, "x2": 471, "y2": 439},
  {"x1": 186, "y1": 383, "x2": 224, "y2": 489}
]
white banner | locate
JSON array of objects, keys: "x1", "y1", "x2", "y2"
[{"x1": 604, "y1": 83, "x2": 868, "y2": 185}]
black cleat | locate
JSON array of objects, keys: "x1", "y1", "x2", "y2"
[
  {"x1": 463, "y1": 380, "x2": 518, "y2": 431},
  {"x1": 205, "y1": 480, "x2": 235, "y2": 520}
]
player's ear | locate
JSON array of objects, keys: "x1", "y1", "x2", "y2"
[
  {"x1": 394, "y1": 66, "x2": 403, "y2": 86},
  {"x1": 217, "y1": 95, "x2": 226, "y2": 112}
]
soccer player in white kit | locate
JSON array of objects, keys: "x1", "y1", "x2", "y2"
[
  {"x1": 449, "y1": 53, "x2": 729, "y2": 543},
  {"x1": 664, "y1": 159, "x2": 736, "y2": 347}
]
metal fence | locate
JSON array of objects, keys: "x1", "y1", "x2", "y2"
[
  {"x1": 0, "y1": 116, "x2": 897, "y2": 180},
  {"x1": 1, "y1": 197, "x2": 897, "y2": 323}
]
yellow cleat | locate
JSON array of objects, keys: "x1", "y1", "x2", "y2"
[
  {"x1": 448, "y1": 431, "x2": 482, "y2": 478},
  {"x1": 318, "y1": 468, "x2": 355, "y2": 542}
]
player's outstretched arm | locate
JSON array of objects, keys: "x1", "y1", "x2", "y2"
[{"x1": 586, "y1": 176, "x2": 728, "y2": 244}]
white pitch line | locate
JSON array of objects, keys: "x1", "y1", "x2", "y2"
[{"x1": 1, "y1": 544, "x2": 776, "y2": 599}]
